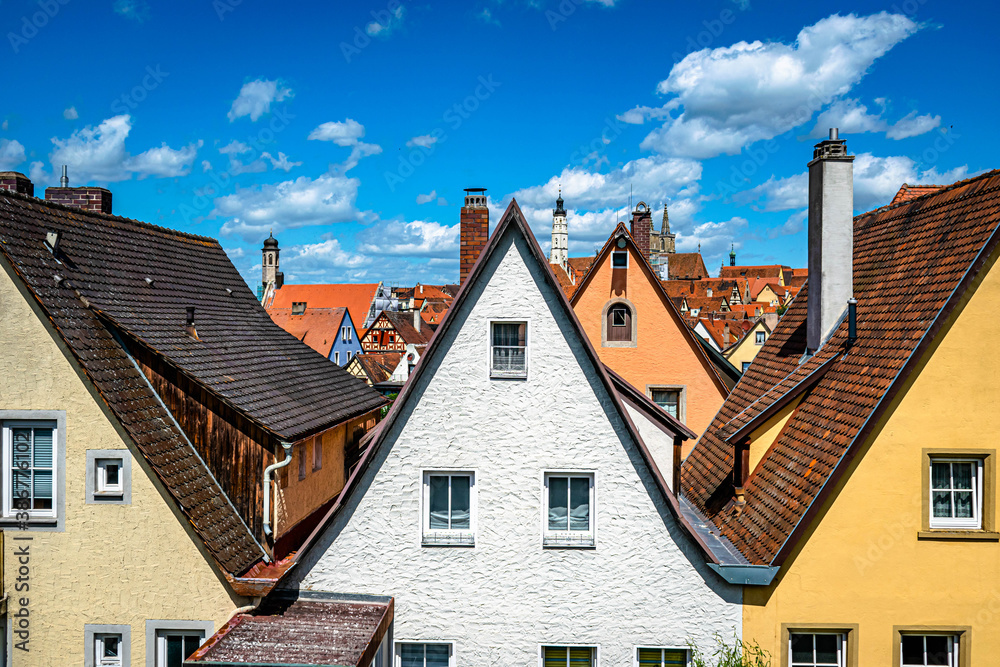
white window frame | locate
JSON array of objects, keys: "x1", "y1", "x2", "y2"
[
  {"x1": 334, "y1": 351, "x2": 340, "y2": 364},
  {"x1": 96, "y1": 633, "x2": 123, "y2": 667},
  {"x1": 929, "y1": 457, "x2": 983, "y2": 529},
  {"x1": 489, "y1": 319, "x2": 529, "y2": 379},
  {"x1": 421, "y1": 470, "x2": 476, "y2": 547},
  {"x1": 394, "y1": 641, "x2": 456, "y2": 667},
  {"x1": 538, "y1": 644, "x2": 600, "y2": 666},
  {"x1": 612, "y1": 249, "x2": 628, "y2": 268},
  {"x1": 633, "y1": 646, "x2": 689, "y2": 667},
  {"x1": 900, "y1": 634, "x2": 959, "y2": 667},
  {"x1": 85, "y1": 624, "x2": 131, "y2": 667},
  {"x1": 788, "y1": 632, "x2": 847, "y2": 667},
  {"x1": 755, "y1": 331, "x2": 766, "y2": 345},
  {"x1": 96, "y1": 459, "x2": 124, "y2": 496},
  {"x1": 155, "y1": 630, "x2": 205, "y2": 667},
  {"x1": 542, "y1": 471, "x2": 596, "y2": 548},
  {"x1": 2, "y1": 419, "x2": 59, "y2": 522}
]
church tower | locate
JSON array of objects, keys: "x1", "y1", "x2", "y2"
[
  {"x1": 550, "y1": 189, "x2": 568, "y2": 268},
  {"x1": 661, "y1": 204, "x2": 676, "y2": 254},
  {"x1": 262, "y1": 231, "x2": 280, "y2": 294}
]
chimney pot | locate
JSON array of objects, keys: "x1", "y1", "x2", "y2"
[
  {"x1": 60, "y1": 165, "x2": 69, "y2": 188},
  {"x1": 829, "y1": 127, "x2": 839, "y2": 141}
]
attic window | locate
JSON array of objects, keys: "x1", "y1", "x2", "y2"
[
  {"x1": 291, "y1": 302, "x2": 306, "y2": 315},
  {"x1": 612, "y1": 250, "x2": 628, "y2": 269}
]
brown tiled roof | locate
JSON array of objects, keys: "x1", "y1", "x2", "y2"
[
  {"x1": 0, "y1": 191, "x2": 267, "y2": 575},
  {"x1": 718, "y1": 264, "x2": 790, "y2": 281},
  {"x1": 682, "y1": 296, "x2": 728, "y2": 314},
  {"x1": 566, "y1": 256, "x2": 595, "y2": 282},
  {"x1": 383, "y1": 310, "x2": 433, "y2": 346},
  {"x1": 420, "y1": 301, "x2": 449, "y2": 325},
  {"x1": 188, "y1": 594, "x2": 393, "y2": 666},
  {"x1": 748, "y1": 277, "x2": 782, "y2": 301},
  {"x1": 665, "y1": 252, "x2": 709, "y2": 280},
  {"x1": 266, "y1": 307, "x2": 346, "y2": 358},
  {"x1": 353, "y1": 353, "x2": 401, "y2": 385},
  {"x1": 269, "y1": 283, "x2": 380, "y2": 333},
  {"x1": 550, "y1": 262, "x2": 577, "y2": 299},
  {"x1": 890, "y1": 183, "x2": 945, "y2": 206},
  {"x1": 682, "y1": 170, "x2": 1000, "y2": 565},
  {"x1": 661, "y1": 278, "x2": 738, "y2": 299}
]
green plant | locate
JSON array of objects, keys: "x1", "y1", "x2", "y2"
[{"x1": 688, "y1": 633, "x2": 771, "y2": 667}]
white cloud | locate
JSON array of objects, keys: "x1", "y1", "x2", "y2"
[
  {"x1": 283, "y1": 239, "x2": 370, "y2": 278},
  {"x1": 366, "y1": 4, "x2": 405, "y2": 37},
  {"x1": 641, "y1": 12, "x2": 921, "y2": 158},
  {"x1": 809, "y1": 98, "x2": 940, "y2": 140},
  {"x1": 308, "y1": 119, "x2": 381, "y2": 172},
  {"x1": 44, "y1": 115, "x2": 200, "y2": 182},
  {"x1": 218, "y1": 140, "x2": 266, "y2": 174},
  {"x1": 357, "y1": 219, "x2": 459, "y2": 258},
  {"x1": 476, "y1": 8, "x2": 500, "y2": 25},
  {"x1": 734, "y1": 150, "x2": 971, "y2": 213},
  {"x1": 114, "y1": 0, "x2": 151, "y2": 22},
  {"x1": 0, "y1": 139, "x2": 26, "y2": 169},
  {"x1": 1, "y1": 120, "x2": 8, "y2": 131},
  {"x1": 416, "y1": 190, "x2": 438, "y2": 205},
  {"x1": 227, "y1": 79, "x2": 292, "y2": 122},
  {"x1": 63, "y1": 106, "x2": 79, "y2": 120},
  {"x1": 767, "y1": 209, "x2": 807, "y2": 239},
  {"x1": 406, "y1": 134, "x2": 439, "y2": 149},
  {"x1": 201, "y1": 160, "x2": 212, "y2": 172},
  {"x1": 616, "y1": 103, "x2": 677, "y2": 125},
  {"x1": 29, "y1": 161, "x2": 46, "y2": 182},
  {"x1": 214, "y1": 173, "x2": 362, "y2": 241},
  {"x1": 263, "y1": 151, "x2": 302, "y2": 172}
]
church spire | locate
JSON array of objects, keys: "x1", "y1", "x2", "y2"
[{"x1": 550, "y1": 187, "x2": 568, "y2": 269}]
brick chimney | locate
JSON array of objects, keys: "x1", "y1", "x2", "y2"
[
  {"x1": 807, "y1": 129, "x2": 854, "y2": 353},
  {"x1": 630, "y1": 201, "x2": 652, "y2": 261},
  {"x1": 0, "y1": 172, "x2": 34, "y2": 196},
  {"x1": 460, "y1": 188, "x2": 489, "y2": 283},
  {"x1": 44, "y1": 166, "x2": 112, "y2": 214}
]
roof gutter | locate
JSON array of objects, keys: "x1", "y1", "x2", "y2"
[{"x1": 707, "y1": 563, "x2": 779, "y2": 586}]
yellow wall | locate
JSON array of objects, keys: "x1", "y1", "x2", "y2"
[
  {"x1": 573, "y1": 244, "x2": 727, "y2": 447},
  {"x1": 275, "y1": 423, "x2": 348, "y2": 534},
  {"x1": 724, "y1": 321, "x2": 769, "y2": 372},
  {"x1": 0, "y1": 261, "x2": 244, "y2": 665},
  {"x1": 743, "y1": 254, "x2": 1000, "y2": 666}
]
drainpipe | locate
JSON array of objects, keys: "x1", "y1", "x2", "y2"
[{"x1": 262, "y1": 442, "x2": 293, "y2": 537}]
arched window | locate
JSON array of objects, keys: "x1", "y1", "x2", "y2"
[
  {"x1": 268, "y1": 255, "x2": 274, "y2": 265},
  {"x1": 607, "y1": 305, "x2": 632, "y2": 342}
]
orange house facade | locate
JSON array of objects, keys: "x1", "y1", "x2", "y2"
[{"x1": 571, "y1": 220, "x2": 734, "y2": 448}]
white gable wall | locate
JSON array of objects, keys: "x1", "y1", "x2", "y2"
[{"x1": 292, "y1": 229, "x2": 740, "y2": 664}]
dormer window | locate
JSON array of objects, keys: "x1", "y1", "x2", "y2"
[{"x1": 291, "y1": 302, "x2": 306, "y2": 315}]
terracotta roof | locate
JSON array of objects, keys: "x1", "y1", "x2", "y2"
[
  {"x1": 661, "y1": 278, "x2": 738, "y2": 299},
  {"x1": 696, "y1": 317, "x2": 751, "y2": 350},
  {"x1": 566, "y1": 256, "x2": 595, "y2": 282},
  {"x1": 353, "y1": 352, "x2": 401, "y2": 385},
  {"x1": 682, "y1": 169, "x2": 1000, "y2": 566},
  {"x1": 681, "y1": 296, "x2": 729, "y2": 314},
  {"x1": 0, "y1": 190, "x2": 270, "y2": 575},
  {"x1": 420, "y1": 301, "x2": 449, "y2": 325},
  {"x1": 550, "y1": 262, "x2": 577, "y2": 298},
  {"x1": 890, "y1": 183, "x2": 945, "y2": 206},
  {"x1": 718, "y1": 264, "x2": 790, "y2": 281},
  {"x1": 410, "y1": 284, "x2": 456, "y2": 303},
  {"x1": 665, "y1": 252, "x2": 709, "y2": 280},
  {"x1": 187, "y1": 594, "x2": 393, "y2": 666},
  {"x1": 748, "y1": 277, "x2": 783, "y2": 301},
  {"x1": 266, "y1": 307, "x2": 346, "y2": 358},
  {"x1": 269, "y1": 283, "x2": 380, "y2": 333},
  {"x1": 383, "y1": 310, "x2": 433, "y2": 345}
]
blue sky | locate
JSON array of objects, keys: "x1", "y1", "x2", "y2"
[{"x1": 1, "y1": 0, "x2": 994, "y2": 287}]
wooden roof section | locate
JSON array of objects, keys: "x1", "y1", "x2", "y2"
[{"x1": 682, "y1": 170, "x2": 1000, "y2": 566}]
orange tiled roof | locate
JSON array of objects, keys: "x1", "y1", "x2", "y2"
[
  {"x1": 269, "y1": 283, "x2": 380, "y2": 333},
  {"x1": 665, "y1": 252, "x2": 709, "y2": 280},
  {"x1": 266, "y1": 307, "x2": 346, "y2": 358},
  {"x1": 353, "y1": 352, "x2": 402, "y2": 385},
  {"x1": 748, "y1": 276, "x2": 783, "y2": 301},
  {"x1": 718, "y1": 264, "x2": 790, "y2": 281},
  {"x1": 682, "y1": 169, "x2": 1000, "y2": 565},
  {"x1": 890, "y1": 183, "x2": 945, "y2": 206},
  {"x1": 550, "y1": 263, "x2": 577, "y2": 299},
  {"x1": 566, "y1": 256, "x2": 595, "y2": 283}
]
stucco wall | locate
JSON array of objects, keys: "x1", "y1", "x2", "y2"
[
  {"x1": 744, "y1": 253, "x2": 1000, "y2": 665},
  {"x1": 573, "y1": 244, "x2": 726, "y2": 448},
  {"x1": 0, "y1": 261, "x2": 241, "y2": 665},
  {"x1": 291, "y1": 229, "x2": 741, "y2": 665},
  {"x1": 723, "y1": 322, "x2": 768, "y2": 372}
]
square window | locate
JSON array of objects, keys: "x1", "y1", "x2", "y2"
[
  {"x1": 650, "y1": 390, "x2": 681, "y2": 420},
  {"x1": 313, "y1": 436, "x2": 323, "y2": 472},
  {"x1": 422, "y1": 471, "x2": 475, "y2": 546},
  {"x1": 755, "y1": 331, "x2": 766, "y2": 345},
  {"x1": 612, "y1": 250, "x2": 628, "y2": 268},
  {"x1": 95, "y1": 633, "x2": 122, "y2": 667},
  {"x1": 789, "y1": 633, "x2": 846, "y2": 667},
  {"x1": 491, "y1": 322, "x2": 527, "y2": 378},
  {"x1": 900, "y1": 634, "x2": 958, "y2": 667},
  {"x1": 2, "y1": 420, "x2": 58, "y2": 520},
  {"x1": 929, "y1": 458, "x2": 982, "y2": 529},
  {"x1": 543, "y1": 646, "x2": 595, "y2": 666},
  {"x1": 544, "y1": 472, "x2": 594, "y2": 547},
  {"x1": 156, "y1": 630, "x2": 205, "y2": 667},
  {"x1": 396, "y1": 642, "x2": 454, "y2": 667},
  {"x1": 96, "y1": 459, "x2": 124, "y2": 496},
  {"x1": 637, "y1": 647, "x2": 688, "y2": 666}
]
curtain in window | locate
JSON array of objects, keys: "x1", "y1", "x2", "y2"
[
  {"x1": 651, "y1": 391, "x2": 680, "y2": 420},
  {"x1": 429, "y1": 475, "x2": 471, "y2": 530},
  {"x1": 932, "y1": 461, "x2": 975, "y2": 519},
  {"x1": 492, "y1": 323, "x2": 526, "y2": 373},
  {"x1": 548, "y1": 477, "x2": 589, "y2": 531}
]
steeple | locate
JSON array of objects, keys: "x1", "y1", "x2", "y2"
[
  {"x1": 550, "y1": 187, "x2": 568, "y2": 269},
  {"x1": 261, "y1": 230, "x2": 280, "y2": 300},
  {"x1": 661, "y1": 204, "x2": 676, "y2": 254},
  {"x1": 729, "y1": 243, "x2": 736, "y2": 267}
]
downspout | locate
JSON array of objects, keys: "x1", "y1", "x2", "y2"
[{"x1": 263, "y1": 442, "x2": 293, "y2": 537}]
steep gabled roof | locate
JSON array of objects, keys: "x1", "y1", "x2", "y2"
[
  {"x1": 352, "y1": 352, "x2": 402, "y2": 385},
  {"x1": 0, "y1": 190, "x2": 268, "y2": 575},
  {"x1": 890, "y1": 183, "x2": 945, "y2": 206},
  {"x1": 266, "y1": 307, "x2": 347, "y2": 358},
  {"x1": 269, "y1": 200, "x2": 722, "y2": 589},
  {"x1": 381, "y1": 310, "x2": 433, "y2": 346},
  {"x1": 665, "y1": 252, "x2": 709, "y2": 280},
  {"x1": 682, "y1": 170, "x2": 1000, "y2": 566},
  {"x1": 571, "y1": 224, "x2": 733, "y2": 395}
]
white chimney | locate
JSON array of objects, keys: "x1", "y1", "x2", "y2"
[
  {"x1": 807, "y1": 128, "x2": 854, "y2": 353},
  {"x1": 413, "y1": 308, "x2": 421, "y2": 333}
]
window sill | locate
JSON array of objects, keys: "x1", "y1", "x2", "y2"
[
  {"x1": 602, "y1": 340, "x2": 637, "y2": 348},
  {"x1": 93, "y1": 491, "x2": 124, "y2": 500},
  {"x1": 918, "y1": 530, "x2": 999, "y2": 542},
  {"x1": 543, "y1": 535, "x2": 595, "y2": 549},
  {"x1": 422, "y1": 533, "x2": 475, "y2": 547},
  {"x1": 490, "y1": 372, "x2": 527, "y2": 380}
]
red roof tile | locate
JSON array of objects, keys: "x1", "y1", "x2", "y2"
[
  {"x1": 266, "y1": 307, "x2": 346, "y2": 358},
  {"x1": 270, "y1": 283, "x2": 380, "y2": 333},
  {"x1": 890, "y1": 183, "x2": 945, "y2": 206},
  {"x1": 665, "y1": 252, "x2": 709, "y2": 280}
]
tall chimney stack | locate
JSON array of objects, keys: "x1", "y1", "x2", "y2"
[
  {"x1": 45, "y1": 165, "x2": 113, "y2": 214},
  {"x1": 807, "y1": 128, "x2": 855, "y2": 353},
  {"x1": 0, "y1": 172, "x2": 34, "y2": 196},
  {"x1": 630, "y1": 201, "x2": 652, "y2": 261},
  {"x1": 460, "y1": 188, "x2": 489, "y2": 283}
]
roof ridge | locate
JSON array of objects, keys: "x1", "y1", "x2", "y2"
[
  {"x1": 860, "y1": 168, "x2": 1000, "y2": 217},
  {"x1": 0, "y1": 186, "x2": 221, "y2": 244}
]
